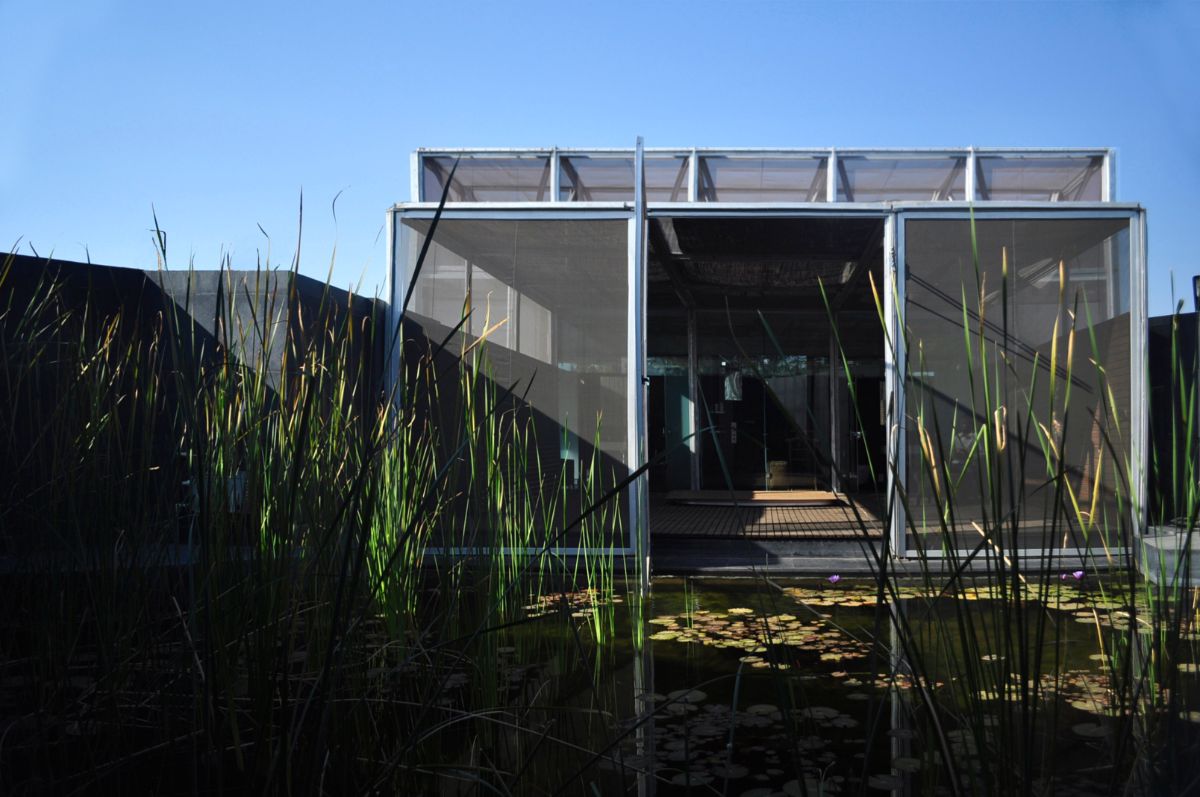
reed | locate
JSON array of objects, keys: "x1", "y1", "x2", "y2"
[
  {"x1": 0, "y1": 213, "x2": 638, "y2": 794},
  {"x1": 804, "y1": 214, "x2": 1200, "y2": 795}
]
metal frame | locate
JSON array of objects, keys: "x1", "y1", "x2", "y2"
[
  {"x1": 393, "y1": 147, "x2": 1140, "y2": 566},
  {"x1": 884, "y1": 213, "x2": 905, "y2": 556},
  {"x1": 390, "y1": 204, "x2": 638, "y2": 558},
  {"x1": 632, "y1": 138, "x2": 650, "y2": 590},
  {"x1": 413, "y1": 148, "x2": 1116, "y2": 204},
  {"x1": 892, "y1": 206, "x2": 1147, "y2": 560}
]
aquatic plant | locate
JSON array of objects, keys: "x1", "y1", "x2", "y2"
[
  {"x1": 0, "y1": 195, "x2": 641, "y2": 794},
  {"x1": 801, "y1": 213, "x2": 1200, "y2": 795}
]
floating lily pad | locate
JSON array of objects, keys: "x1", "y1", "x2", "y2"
[
  {"x1": 797, "y1": 706, "x2": 839, "y2": 720},
  {"x1": 1072, "y1": 721, "x2": 1108, "y2": 738},
  {"x1": 668, "y1": 688, "x2": 708, "y2": 703},
  {"x1": 867, "y1": 773, "x2": 904, "y2": 790}
]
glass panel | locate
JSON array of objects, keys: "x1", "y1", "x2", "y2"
[
  {"x1": 560, "y1": 157, "x2": 634, "y2": 201},
  {"x1": 975, "y1": 156, "x2": 1104, "y2": 201},
  {"x1": 559, "y1": 156, "x2": 690, "y2": 202},
  {"x1": 399, "y1": 217, "x2": 630, "y2": 549},
  {"x1": 646, "y1": 156, "x2": 691, "y2": 202},
  {"x1": 699, "y1": 157, "x2": 828, "y2": 202},
  {"x1": 421, "y1": 155, "x2": 552, "y2": 201},
  {"x1": 904, "y1": 216, "x2": 1131, "y2": 553},
  {"x1": 837, "y1": 157, "x2": 966, "y2": 202}
]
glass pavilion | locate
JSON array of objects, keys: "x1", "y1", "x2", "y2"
[{"x1": 389, "y1": 146, "x2": 1147, "y2": 568}]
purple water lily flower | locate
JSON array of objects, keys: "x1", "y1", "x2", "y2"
[
  {"x1": 827, "y1": 574, "x2": 842, "y2": 584},
  {"x1": 1060, "y1": 570, "x2": 1085, "y2": 581}
]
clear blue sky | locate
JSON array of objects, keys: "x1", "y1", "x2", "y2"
[{"x1": 2, "y1": 0, "x2": 1197, "y2": 315}]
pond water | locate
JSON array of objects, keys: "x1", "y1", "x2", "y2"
[{"x1": 579, "y1": 575, "x2": 1198, "y2": 796}]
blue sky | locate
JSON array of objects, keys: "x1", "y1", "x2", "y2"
[{"x1": 2, "y1": 0, "x2": 1197, "y2": 314}]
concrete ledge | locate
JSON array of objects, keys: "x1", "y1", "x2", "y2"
[{"x1": 1139, "y1": 527, "x2": 1200, "y2": 586}]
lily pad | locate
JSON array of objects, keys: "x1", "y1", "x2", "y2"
[
  {"x1": 668, "y1": 688, "x2": 708, "y2": 703},
  {"x1": 1072, "y1": 722, "x2": 1108, "y2": 738}
]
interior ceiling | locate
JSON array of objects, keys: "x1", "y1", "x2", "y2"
[{"x1": 649, "y1": 216, "x2": 885, "y2": 313}]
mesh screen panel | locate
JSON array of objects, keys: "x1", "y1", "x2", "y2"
[
  {"x1": 904, "y1": 217, "x2": 1131, "y2": 553},
  {"x1": 400, "y1": 217, "x2": 630, "y2": 549}
]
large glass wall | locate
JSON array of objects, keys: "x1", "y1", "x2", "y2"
[
  {"x1": 904, "y1": 215, "x2": 1132, "y2": 553},
  {"x1": 398, "y1": 216, "x2": 630, "y2": 550}
]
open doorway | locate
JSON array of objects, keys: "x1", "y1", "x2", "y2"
[{"x1": 646, "y1": 215, "x2": 886, "y2": 538}]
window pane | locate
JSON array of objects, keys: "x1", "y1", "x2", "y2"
[
  {"x1": 559, "y1": 156, "x2": 690, "y2": 202},
  {"x1": 646, "y1": 157, "x2": 690, "y2": 202},
  {"x1": 837, "y1": 157, "x2": 966, "y2": 202},
  {"x1": 399, "y1": 217, "x2": 630, "y2": 549},
  {"x1": 559, "y1": 157, "x2": 634, "y2": 201},
  {"x1": 904, "y1": 217, "x2": 1131, "y2": 553},
  {"x1": 699, "y1": 157, "x2": 828, "y2": 202},
  {"x1": 975, "y1": 156, "x2": 1104, "y2": 201},
  {"x1": 421, "y1": 156, "x2": 552, "y2": 201}
]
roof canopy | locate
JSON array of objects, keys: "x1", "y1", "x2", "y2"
[{"x1": 413, "y1": 148, "x2": 1115, "y2": 204}]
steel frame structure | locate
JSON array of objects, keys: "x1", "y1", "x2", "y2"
[
  {"x1": 411, "y1": 147, "x2": 1116, "y2": 206},
  {"x1": 389, "y1": 147, "x2": 1145, "y2": 565}
]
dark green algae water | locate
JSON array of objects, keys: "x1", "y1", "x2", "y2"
[{"x1": 571, "y1": 574, "x2": 1197, "y2": 796}]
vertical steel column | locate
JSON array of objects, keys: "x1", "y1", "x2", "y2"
[
  {"x1": 1103, "y1": 150, "x2": 1116, "y2": 202},
  {"x1": 884, "y1": 213, "x2": 906, "y2": 556},
  {"x1": 632, "y1": 137, "x2": 651, "y2": 590},
  {"x1": 410, "y1": 152, "x2": 422, "y2": 202},
  {"x1": 965, "y1": 148, "x2": 977, "y2": 202},
  {"x1": 827, "y1": 148, "x2": 838, "y2": 202},
  {"x1": 1131, "y1": 209, "x2": 1148, "y2": 536},
  {"x1": 550, "y1": 148, "x2": 561, "y2": 202},
  {"x1": 688, "y1": 149, "x2": 699, "y2": 203},
  {"x1": 688, "y1": 308, "x2": 701, "y2": 490}
]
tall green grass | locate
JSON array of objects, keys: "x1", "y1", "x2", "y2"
[
  {"x1": 804, "y1": 217, "x2": 1200, "y2": 795},
  {"x1": 0, "y1": 229, "x2": 640, "y2": 794}
]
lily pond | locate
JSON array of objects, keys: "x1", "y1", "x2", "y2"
[{"x1": 536, "y1": 575, "x2": 1200, "y2": 796}]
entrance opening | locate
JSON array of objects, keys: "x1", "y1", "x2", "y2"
[{"x1": 646, "y1": 216, "x2": 886, "y2": 540}]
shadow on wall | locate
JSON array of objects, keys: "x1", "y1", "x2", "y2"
[{"x1": 0, "y1": 254, "x2": 385, "y2": 551}]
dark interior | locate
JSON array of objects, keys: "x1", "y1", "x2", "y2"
[{"x1": 646, "y1": 216, "x2": 887, "y2": 497}]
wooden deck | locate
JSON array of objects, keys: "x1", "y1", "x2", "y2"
[
  {"x1": 649, "y1": 493, "x2": 885, "y2": 540},
  {"x1": 663, "y1": 489, "x2": 842, "y2": 507}
]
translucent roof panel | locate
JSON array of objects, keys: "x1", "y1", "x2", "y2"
[
  {"x1": 559, "y1": 156, "x2": 690, "y2": 201},
  {"x1": 837, "y1": 156, "x2": 967, "y2": 202},
  {"x1": 422, "y1": 155, "x2": 552, "y2": 202},
  {"x1": 975, "y1": 155, "x2": 1104, "y2": 201},
  {"x1": 413, "y1": 149, "x2": 1114, "y2": 203},
  {"x1": 698, "y1": 156, "x2": 828, "y2": 202}
]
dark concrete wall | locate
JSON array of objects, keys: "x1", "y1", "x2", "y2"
[
  {"x1": 0, "y1": 253, "x2": 385, "y2": 549},
  {"x1": 1149, "y1": 311, "x2": 1199, "y2": 524}
]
